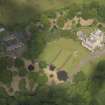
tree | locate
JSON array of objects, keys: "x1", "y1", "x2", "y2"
[
  {"x1": 39, "y1": 61, "x2": 47, "y2": 69},
  {"x1": 73, "y1": 71, "x2": 86, "y2": 83},
  {"x1": 97, "y1": 6, "x2": 105, "y2": 22},
  {"x1": 90, "y1": 60, "x2": 105, "y2": 95},
  {"x1": 66, "y1": 3, "x2": 82, "y2": 19},
  {"x1": 15, "y1": 58, "x2": 25, "y2": 69},
  {"x1": 18, "y1": 68, "x2": 27, "y2": 77},
  {"x1": 57, "y1": 16, "x2": 66, "y2": 27},
  {"x1": 0, "y1": 57, "x2": 13, "y2": 85},
  {"x1": 24, "y1": 31, "x2": 47, "y2": 59}
]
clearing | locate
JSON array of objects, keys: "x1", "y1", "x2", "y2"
[{"x1": 40, "y1": 38, "x2": 89, "y2": 76}]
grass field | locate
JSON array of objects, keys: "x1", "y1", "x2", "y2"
[
  {"x1": 13, "y1": 0, "x2": 83, "y2": 11},
  {"x1": 11, "y1": 0, "x2": 105, "y2": 11},
  {"x1": 40, "y1": 38, "x2": 105, "y2": 76},
  {"x1": 40, "y1": 38, "x2": 89, "y2": 75}
]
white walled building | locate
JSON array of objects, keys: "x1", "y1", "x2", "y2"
[{"x1": 77, "y1": 29, "x2": 104, "y2": 52}]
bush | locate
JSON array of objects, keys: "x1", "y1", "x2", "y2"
[
  {"x1": 0, "y1": 57, "x2": 13, "y2": 86},
  {"x1": 39, "y1": 61, "x2": 47, "y2": 69},
  {"x1": 0, "y1": 87, "x2": 8, "y2": 98},
  {"x1": 57, "y1": 16, "x2": 65, "y2": 27},
  {"x1": 18, "y1": 68, "x2": 28, "y2": 77},
  {"x1": 19, "y1": 79, "x2": 26, "y2": 91},
  {"x1": 28, "y1": 72, "x2": 39, "y2": 82},
  {"x1": 37, "y1": 74, "x2": 48, "y2": 86},
  {"x1": 15, "y1": 58, "x2": 25, "y2": 69},
  {"x1": 24, "y1": 32, "x2": 47, "y2": 59},
  {"x1": 0, "y1": 69, "x2": 12, "y2": 86},
  {"x1": 73, "y1": 71, "x2": 86, "y2": 83},
  {"x1": 28, "y1": 72, "x2": 48, "y2": 85}
]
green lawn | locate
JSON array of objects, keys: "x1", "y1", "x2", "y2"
[
  {"x1": 11, "y1": 0, "x2": 105, "y2": 11},
  {"x1": 40, "y1": 38, "x2": 89, "y2": 75},
  {"x1": 13, "y1": 0, "x2": 83, "y2": 11},
  {"x1": 40, "y1": 38, "x2": 105, "y2": 77}
]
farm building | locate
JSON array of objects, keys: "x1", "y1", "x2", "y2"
[{"x1": 77, "y1": 29, "x2": 104, "y2": 52}]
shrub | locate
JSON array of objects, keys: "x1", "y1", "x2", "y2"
[
  {"x1": 39, "y1": 61, "x2": 47, "y2": 69},
  {"x1": 18, "y1": 68, "x2": 28, "y2": 77},
  {"x1": 19, "y1": 79, "x2": 26, "y2": 91},
  {"x1": 15, "y1": 58, "x2": 25, "y2": 69}
]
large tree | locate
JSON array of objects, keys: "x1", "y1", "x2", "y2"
[{"x1": 0, "y1": 56, "x2": 13, "y2": 85}]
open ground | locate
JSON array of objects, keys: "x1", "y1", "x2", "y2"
[
  {"x1": 40, "y1": 38, "x2": 89, "y2": 75},
  {"x1": 40, "y1": 37, "x2": 105, "y2": 78}
]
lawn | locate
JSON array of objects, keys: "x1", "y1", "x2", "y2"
[
  {"x1": 11, "y1": 0, "x2": 105, "y2": 12},
  {"x1": 40, "y1": 38, "x2": 89, "y2": 75},
  {"x1": 40, "y1": 37, "x2": 105, "y2": 77},
  {"x1": 13, "y1": 0, "x2": 83, "y2": 11}
]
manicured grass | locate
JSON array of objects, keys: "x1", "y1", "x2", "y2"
[
  {"x1": 14, "y1": 0, "x2": 83, "y2": 11},
  {"x1": 40, "y1": 38, "x2": 89, "y2": 75},
  {"x1": 40, "y1": 38, "x2": 105, "y2": 77},
  {"x1": 17, "y1": 0, "x2": 105, "y2": 11}
]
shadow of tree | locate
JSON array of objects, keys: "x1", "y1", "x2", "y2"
[{"x1": 90, "y1": 60, "x2": 105, "y2": 104}]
